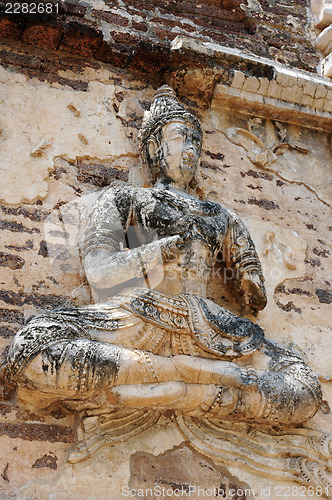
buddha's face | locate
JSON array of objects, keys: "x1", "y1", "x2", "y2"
[{"x1": 156, "y1": 120, "x2": 202, "y2": 187}]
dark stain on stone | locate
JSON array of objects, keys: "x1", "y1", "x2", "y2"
[
  {"x1": 0, "y1": 252, "x2": 25, "y2": 270},
  {"x1": 158, "y1": 479, "x2": 191, "y2": 492},
  {"x1": 246, "y1": 60, "x2": 275, "y2": 80},
  {"x1": 32, "y1": 453, "x2": 58, "y2": 470},
  {"x1": 0, "y1": 403, "x2": 12, "y2": 416},
  {"x1": 115, "y1": 91, "x2": 124, "y2": 102},
  {"x1": 276, "y1": 180, "x2": 285, "y2": 186},
  {"x1": 200, "y1": 161, "x2": 222, "y2": 171},
  {"x1": 50, "y1": 407, "x2": 68, "y2": 419},
  {"x1": 77, "y1": 161, "x2": 129, "y2": 187},
  {"x1": 0, "y1": 206, "x2": 48, "y2": 222},
  {"x1": 315, "y1": 288, "x2": 332, "y2": 304},
  {"x1": 0, "y1": 308, "x2": 24, "y2": 324},
  {"x1": 275, "y1": 284, "x2": 286, "y2": 294},
  {"x1": 276, "y1": 300, "x2": 302, "y2": 314},
  {"x1": 313, "y1": 248, "x2": 329, "y2": 258},
  {"x1": 247, "y1": 184, "x2": 262, "y2": 191},
  {"x1": 287, "y1": 288, "x2": 312, "y2": 297},
  {"x1": 0, "y1": 290, "x2": 74, "y2": 309},
  {"x1": 204, "y1": 151, "x2": 225, "y2": 161},
  {"x1": 0, "y1": 423, "x2": 73, "y2": 443},
  {"x1": 305, "y1": 258, "x2": 321, "y2": 267},
  {"x1": 4, "y1": 240, "x2": 34, "y2": 252},
  {"x1": 47, "y1": 276, "x2": 59, "y2": 285},
  {"x1": 1, "y1": 462, "x2": 9, "y2": 483},
  {"x1": 320, "y1": 400, "x2": 331, "y2": 414},
  {"x1": 305, "y1": 223, "x2": 317, "y2": 231},
  {"x1": 55, "y1": 77, "x2": 89, "y2": 91},
  {"x1": 117, "y1": 114, "x2": 142, "y2": 129},
  {"x1": 247, "y1": 198, "x2": 279, "y2": 210},
  {"x1": 0, "y1": 219, "x2": 40, "y2": 234},
  {"x1": 0, "y1": 326, "x2": 16, "y2": 338},
  {"x1": 0, "y1": 387, "x2": 10, "y2": 402},
  {"x1": 241, "y1": 170, "x2": 273, "y2": 181},
  {"x1": 300, "y1": 276, "x2": 314, "y2": 282},
  {"x1": 15, "y1": 407, "x2": 44, "y2": 422},
  {"x1": 0, "y1": 45, "x2": 91, "y2": 90},
  {"x1": 38, "y1": 240, "x2": 49, "y2": 258}
]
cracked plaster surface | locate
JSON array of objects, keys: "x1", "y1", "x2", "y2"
[{"x1": 0, "y1": 65, "x2": 137, "y2": 205}]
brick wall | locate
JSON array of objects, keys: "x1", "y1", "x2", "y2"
[{"x1": 0, "y1": 0, "x2": 320, "y2": 75}]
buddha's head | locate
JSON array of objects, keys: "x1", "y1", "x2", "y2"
[{"x1": 139, "y1": 86, "x2": 202, "y2": 188}]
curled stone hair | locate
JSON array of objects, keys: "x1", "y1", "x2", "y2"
[{"x1": 138, "y1": 85, "x2": 203, "y2": 180}]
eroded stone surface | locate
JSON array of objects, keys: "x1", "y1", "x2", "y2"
[
  {"x1": 0, "y1": 65, "x2": 136, "y2": 205},
  {"x1": 129, "y1": 444, "x2": 251, "y2": 499}
]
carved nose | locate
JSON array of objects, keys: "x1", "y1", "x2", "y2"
[{"x1": 185, "y1": 148, "x2": 195, "y2": 159}]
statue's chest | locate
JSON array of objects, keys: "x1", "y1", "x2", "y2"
[{"x1": 133, "y1": 190, "x2": 228, "y2": 251}]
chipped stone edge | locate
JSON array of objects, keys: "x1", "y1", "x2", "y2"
[{"x1": 171, "y1": 36, "x2": 332, "y2": 130}]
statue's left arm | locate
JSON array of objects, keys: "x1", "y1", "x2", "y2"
[{"x1": 222, "y1": 212, "x2": 267, "y2": 312}]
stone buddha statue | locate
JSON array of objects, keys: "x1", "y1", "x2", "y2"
[{"x1": 3, "y1": 86, "x2": 322, "y2": 430}]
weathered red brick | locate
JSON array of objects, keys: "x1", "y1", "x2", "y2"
[
  {"x1": 132, "y1": 20, "x2": 148, "y2": 32},
  {"x1": 94, "y1": 41, "x2": 130, "y2": 68},
  {"x1": 0, "y1": 15, "x2": 25, "y2": 40},
  {"x1": 128, "y1": 39, "x2": 169, "y2": 74},
  {"x1": 58, "y1": 1, "x2": 86, "y2": 17},
  {"x1": 111, "y1": 30, "x2": 143, "y2": 45},
  {"x1": 92, "y1": 9, "x2": 130, "y2": 27},
  {"x1": 60, "y1": 20, "x2": 103, "y2": 57},
  {"x1": 21, "y1": 18, "x2": 63, "y2": 50}
]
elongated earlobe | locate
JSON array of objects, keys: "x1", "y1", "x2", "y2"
[{"x1": 147, "y1": 136, "x2": 158, "y2": 163}]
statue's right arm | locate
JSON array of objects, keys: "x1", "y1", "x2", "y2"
[
  {"x1": 82, "y1": 186, "x2": 183, "y2": 290},
  {"x1": 84, "y1": 236, "x2": 183, "y2": 289}
]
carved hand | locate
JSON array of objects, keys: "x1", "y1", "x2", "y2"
[
  {"x1": 159, "y1": 234, "x2": 185, "y2": 263},
  {"x1": 84, "y1": 235, "x2": 185, "y2": 289},
  {"x1": 240, "y1": 271, "x2": 267, "y2": 312}
]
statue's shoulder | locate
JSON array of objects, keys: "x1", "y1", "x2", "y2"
[
  {"x1": 84, "y1": 182, "x2": 136, "y2": 224},
  {"x1": 97, "y1": 181, "x2": 135, "y2": 199},
  {"x1": 201, "y1": 197, "x2": 231, "y2": 219}
]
